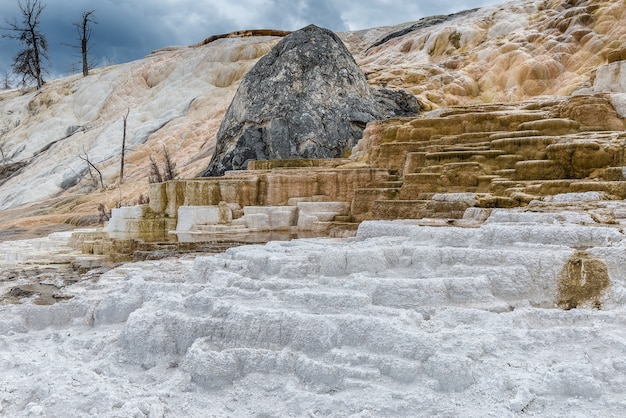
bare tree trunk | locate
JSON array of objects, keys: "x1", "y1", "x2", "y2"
[
  {"x1": 120, "y1": 109, "x2": 129, "y2": 184},
  {"x1": 30, "y1": 26, "x2": 43, "y2": 89},
  {"x1": 81, "y1": 36, "x2": 88, "y2": 76},
  {"x1": 79, "y1": 10, "x2": 95, "y2": 76}
]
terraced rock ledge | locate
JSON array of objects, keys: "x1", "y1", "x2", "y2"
[
  {"x1": 89, "y1": 94, "x2": 626, "y2": 260},
  {"x1": 4, "y1": 201, "x2": 625, "y2": 415}
]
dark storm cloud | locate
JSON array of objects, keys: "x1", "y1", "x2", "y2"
[
  {"x1": 0, "y1": 0, "x2": 500, "y2": 83},
  {"x1": 253, "y1": 0, "x2": 348, "y2": 32}
]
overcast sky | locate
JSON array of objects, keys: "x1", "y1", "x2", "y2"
[{"x1": 0, "y1": 0, "x2": 501, "y2": 83}]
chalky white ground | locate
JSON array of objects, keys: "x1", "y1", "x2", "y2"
[{"x1": 2, "y1": 212, "x2": 626, "y2": 417}]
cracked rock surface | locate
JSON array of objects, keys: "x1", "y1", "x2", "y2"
[{"x1": 201, "y1": 24, "x2": 418, "y2": 177}]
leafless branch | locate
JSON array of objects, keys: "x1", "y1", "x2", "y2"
[
  {"x1": 162, "y1": 145, "x2": 177, "y2": 181},
  {"x1": 78, "y1": 150, "x2": 105, "y2": 189},
  {"x1": 149, "y1": 155, "x2": 163, "y2": 183}
]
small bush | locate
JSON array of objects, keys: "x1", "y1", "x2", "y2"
[{"x1": 149, "y1": 146, "x2": 177, "y2": 183}]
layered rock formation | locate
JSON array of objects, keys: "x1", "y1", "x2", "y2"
[
  {"x1": 4, "y1": 208, "x2": 626, "y2": 416},
  {"x1": 350, "y1": 93, "x2": 626, "y2": 222},
  {"x1": 4, "y1": 3, "x2": 626, "y2": 415},
  {"x1": 98, "y1": 93, "x2": 626, "y2": 261},
  {"x1": 200, "y1": 25, "x2": 418, "y2": 177},
  {"x1": 356, "y1": 0, "x2": 626, "y2": 108},
  {"x1": 0, "y1": 0, "x2": 625, "y2": 236}
]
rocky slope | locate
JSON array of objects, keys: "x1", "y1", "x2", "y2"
[
  {"x1": 353, "y1": 0, "x2": 626, "y2": 108},
  {"x1": 0, "y1": 0, "x2": 625, "y2": 233},
  {"x1": 0, "y1": 35, "x2": 280, "y2": 231},
  {"x1": 202, "y1": 25, "x2": 418, "y2": 177}
]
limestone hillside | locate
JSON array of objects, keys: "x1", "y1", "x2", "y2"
[{"x1": 0, "y1": 0, "x2": 624, "y2": 233}]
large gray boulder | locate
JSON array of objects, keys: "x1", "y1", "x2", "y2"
[{"x1": 200, "y1": 24, "x2": 418, "y2": 177}]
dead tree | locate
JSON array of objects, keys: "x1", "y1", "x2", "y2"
[
  {"x1": 68, "y1": 9, "x2": 96, "y2": 77},
  {"x1": 149, "y1": 155, "x2": 163, "y2": 183},
  {"x1": 2, "y1": 0, "x2": 49, "y2": 89},
  {"x1": 78, "y1": 150, "x2": 105, "y2": 189},
  {"x1": 119, "y1": 108, "x2": 129, "y2": 184},
  {"x1": 148, "y1": 147, "x2": 177, "y2": 183},
  {"x1": 162, "y1": 145, "x2": 177, "y2": 181},
  {"x1": 2, "y1": 70, "x2": 14, "y2": 90}
]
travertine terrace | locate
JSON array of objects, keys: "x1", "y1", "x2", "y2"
[
  {"x1": 3, "y1": 2, "x2": 626, "y2": 415},
  {"x1": 1, "y1": 0, "x2": 625, "y2": 238},
  {"x1": 91, "y1": 0, "x2": 626, "y2": 257},
  {"x1": 99, "y1": 90, "x2": 626, "y2": 258}
]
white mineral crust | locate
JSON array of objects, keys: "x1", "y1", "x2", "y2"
[{"x1": 1, "y1": 215, "x2": 626, "y2": 416}]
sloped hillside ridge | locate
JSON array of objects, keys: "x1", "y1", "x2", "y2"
[
  {"x1": 0, "y1": 35, "x2": 283, "y2": 228},
  {"x1": 0, "y1": 0, "x2": 625, "y2": 233}
]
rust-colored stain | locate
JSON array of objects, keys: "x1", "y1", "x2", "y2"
[{"x1": 557, "y1": 251, "x2": 611, "y2": 310}]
